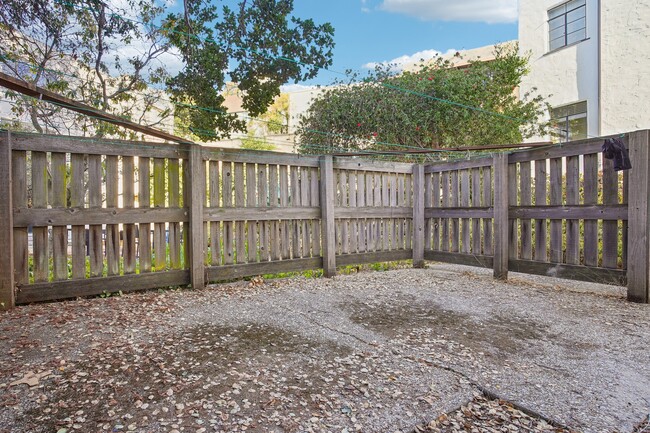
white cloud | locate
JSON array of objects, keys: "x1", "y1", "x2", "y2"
[
  {"x1": 363, "y1": 48, "x2": 456, "y2": 70},
  {"x1": 280, "y1": 84, "x2": 319, "y2": 93},
  {"x1": 379, "y1": 0, "x2": 518, "y2": 24}
]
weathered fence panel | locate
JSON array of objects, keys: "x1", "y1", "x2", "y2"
[{"x1": 0, "y1": 131, "x2": 647, "y2": 307}]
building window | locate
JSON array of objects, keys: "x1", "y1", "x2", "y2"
[
  {"x1": 548, "y1": 0, "x2": 587, "y2": 52},
  {"x1": 551, "y1": 101, "x2": 587, "y2": 142}
]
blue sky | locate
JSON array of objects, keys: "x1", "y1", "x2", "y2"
[{"x1": 290, "y1": 0, "x2": 519, "y2": 86}]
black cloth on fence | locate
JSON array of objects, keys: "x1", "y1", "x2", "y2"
[{"x1": 602, "y1": 137, "x2": 632, "y2": 171}]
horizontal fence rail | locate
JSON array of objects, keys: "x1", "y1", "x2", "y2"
[{"x1": 1, "y1": 130, "x2": 648, "y2": 307}]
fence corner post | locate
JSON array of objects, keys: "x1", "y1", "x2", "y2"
[
  {"x1": 627, "y1": 130, "x2": 650, "y2": 303},
  {"x1": 493, "y1": 153, "x2": 509, "y2": 280},
  {"x1": 319, "y1": 155, "x2": 336, "y2": 277},
  {"x1": 189, "y1": 143, "x2": 205, "y2": 289},
  {"x1": 412, "y1": 164, "x2": 425, "y2": 268},
  {"x1": 0, "y1": 131, "x2": 15, "y2": 309}
]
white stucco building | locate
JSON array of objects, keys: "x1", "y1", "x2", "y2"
[{"x1": 519, "y1": 0, "x2": 650, "y2": 142}]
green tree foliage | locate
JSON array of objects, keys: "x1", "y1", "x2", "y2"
[
  {"x1": 0, "y1": 0, "x2": 335, "y2": 140},
  {"x1": 297, "y1": 43, "x2": 549, "y2": 154}
]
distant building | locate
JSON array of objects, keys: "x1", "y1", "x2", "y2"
[{"x1": 519, "y1": 0, "x2": 650, "y2": 141}]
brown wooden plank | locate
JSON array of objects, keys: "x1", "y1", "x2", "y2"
[
  {"x1": 441, "y1": 172, "x2": 450, "y2": 252},
  {"x1": 460, "y1": 169, "x2": 470, "y2": 254},
  {"x1": 482, "y1": 167, "x2": 492, "y2": 255},
  {"x1": 337, "y1": 249, "x2": 412, "y2": 266},
  {"x1": 381, "y1": 173, "x2": 390, "y2": 251},
  {"x1": 508, "y1": 136, "x2": 623, "y2": 163},
  {"x1": 320, "y1": 156, "x2": 336, "y2": 276},
  {"x1": 508, "y1": 259, "x2": 626, "y2": 286},
  {"x1": 189, "y1": 145, "x2": 205, "y2": 289},
  {"x1": 627, "y1": 130, "x2": 650, "y2": 302},
  {"x1": 425, "y1": 156, "x2": 493, "y2": 173},
  {"x1": 104, "y1": 155, "x2": 119, "y2": 276},
  {"x1": 387, "y1": 173, "x2": 396, "y2": 250},
  {"x1": 424, "y1": 172, "x2": 432, "y2": 251},
  {"x1": 425, "y1": 250, "x2": 493, "y2": 269},
  {"x1": 122, "y1": 156, "x2": 136, "y2": 274},
  {"x1": 290, "y1": 165, "x2": 301, "y2": 258},
  {"x1": 549, "y1": 157, "x2": 563, "y2": 263},
  {"x1": 583, "y1": 153, "x2": 599, "y2": 267},
  {"x1": 471, "y1": 168, "x2": 481, "y2": 255},
  {"x1": 412, "y1": 164, "x2": 425, "y2": 268},
  {"x1": 70, "y1": 153, "x2": 86, "y2": 279},
  {"x1": 14, "y1": 207, "x2": 189, "y2": 227},
  {"x1": 450, "y1": 170, "x2": 459, "y2": 253},
  {"x1": 234, "y1": 162, "x2": 246, "y2": 263},
  {"x1": 374, "y1": 172, "x2": 383, "y2": 252},
  {"x1": 366, "y1": 172, "x2": 375, "y2": 252},
  {"x1": 153, "y1": 158, "x2": 166, "y2": 271},
  {"x1": 182, "y1": 157, "x2": 190, "y2": 269},
  {"x1": 246, "y1": 163, "x2": 258, "y2": 263},
  {"x1": 87, "y1": 154, "x2": 103, "y2": 277},
  {"x1": 310, "y1": 166, "x2": 321, "y2": 258},
  {"x1": 0, "y1": 132, "x2": 14, "y2": 308},
  {"x1": 519, "y1": 161, "x2": 532, "y2": 260},
  {"x1": 17, "y1": 270, "x2": 190, "y2": 304},
  {"x1": 279, "y1": 165, "x2": 291, "y2": 259},
  {"x1": 12, "y1": 149, "x2": 28, "y2": 285},
  {"x1": 425, "y1": 208, "x2": 494, "y2": 219},
  {"x1": 206, "y1": 258, "x2": 323, "y2": 282},
  {"x1": 50, "y1": 152, "x2": 69, "y2": 280},
  {"x1": 565, "y1": 155, "x2": 580, "y2": 265},
  {"x1": 336, "y1": 206, "x2": 412, "y2": 219},
  {"x1": 258, "y1": 164, "x2": 270, "y2": 262},
  {"x1": 339, "y1": 170, "x2": 349, "y2": 254},
  {"x1": 209, "y1": 160, "x2": 221, "y2": 266},
  {"x1": 507, "y1": 162, "x2": 518, "y2": 260},
  {"x1": 622, "y1": 168, "x2": 629, "y2": 269},
  {"x1": 357, "y1": 171, "x2": 367, "y2": 252},
  {"x1": 602, "y1": 157, "x2": 619, "y2": 268},
  {"x1": 301, "y1": 167, "x2": 311, "y2": 257},
  {"x1": 32, "y1": 151, "x2": 49, "y2": 282},
  {"x1": 404, "y1": 173, "x2": 412, "y2": 251},
  {"x1": 432, "y1": 171, "x2": 441, "y2": 251},
  {"x1": 348, "y1": 171, "x2": 358, "y2": 253},
  {"x1": 534, "y1": 159, "x2": 548, "y2": 262},
  {"x1": 168, "y1": 158, "x2": 182, "y2": 269},
  {"x1": 493, "y1": 154, "x2": 509, "y2": 279},
  {"x1": 205, "y1": 146, "x2": 319, "y2": 167},
  {"x1": 136, "y1": 156, "x2": 151, "y2": 273},
  {"x1": 223, "y1": 162, "x2": 234, "y2": 264},
  {"x1": 333, "y1": 158, "x2": 413, "y2": 174}
]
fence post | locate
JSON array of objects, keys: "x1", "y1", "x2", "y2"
[
  {"x1": 627, "y1": 130, "x2": 650, "y2": 303},
  {"x1": 493, "y1": 153, "x2": 509, "y2": 280},
  {"x1": 412, "y1": 164, "x2": 425, "y2": 268},
  {"x1": 189, "y1": 143, "x2": 205, "y2": 289},
  {"x1": 320, "y1": 155, "x2": 336, "y2": 277},
  {"x1": 0, "y1": 131, "x2": 15, "y2": 309}
]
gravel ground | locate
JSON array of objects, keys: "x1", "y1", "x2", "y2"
[{"x1": 0, "y1": 263, "x2": 649, "y2": 433}]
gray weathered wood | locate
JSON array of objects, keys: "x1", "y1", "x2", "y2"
[
  {"x1": 412, "y1": 164, "x2": 425, "y2": 268},
  {"x1": 627, "y1": 130, "x2": 650, "y2": 303},
  {"x1": 137, "y1": 156, "x2": 151, "y2": 273},
  {"x1": 290, "y1": 165, "x2": 301, "y2": 258},
  {"x1": 493, "y1": 153, "x2": 509, "y2": 279},
  {"x1": 51, "y1": 152, "x2": 69, "y2": 280},
  {"x1": 602, "y1": 157, "x2": 619, "y2": 269},
  {"x1": 565, "y1": 155, "x2": 580, "y2": 264},
  {"x1": 153, "y1": 158, "x2": 166, "y2": 271},
  {"x1": 441, "y1": 171, "x2": 450, "y2": 252},
  {"x1": 482, "y1": 167, "x2": 492, "y2": 255},
  {"x1": 208, "y1": 161, "x2": 221, "y2": 266},
  {"x1": 534, "y1": 160, "x2": 548, "y2": 262},
  {"x1": 246, "y1": 163, "x2": 258, "y2": 263},
  {"x1": 32, "y1": 151, "x2": 49, "y2": 282},
  {"x1": 425, "y1": 250, "x2": 493, "y2": 269},
  {"x1": 357, "y1": 171, "x2": 367, "y2": 252},
  {"x1": 508, "y1": 205, "x2": 627, "y2": 220},
  {"x1": 70, "y1": 153, "x2": 85, "y2": 279},
  {"x1": 519, "y1": 161, "x2": 532, "y2": 260},
  {"x1": 508, "y1": 259, "x2": 626, "y2": 287},
  {"x1": 450, "y1": 170, "x2": 459, "y2": 252},
  {"x1": 205, "y1": 146, "x2": 319, "y2": 167},
  {"x1": 105, "y1": 155, "x2": 119, "y2": 276},
  {"x1": 425, "y1": 208, "x2": 493, "y2": 219},
  {"x1": 0, "y1": 132, "x2": 14, "y2": 308},
  {"x1": 337, "y1": 249, "x2": 411, "y2": 266},
  {"x1": 279, "y1": 165, "x2": 290, "y2": 259},
  {"x1": 123, "y1": 156, "x2": 137, "y2": 274},
  {"x1": 583, "y1": 153, "x2": 599, "y2": 266},
  {"x1": 207, "y1": 257, "x2": 322, "y2": 282},
  {"x1": 339, "y1": 170, "x2": 349, "y2": 254},
  {"x1": 381, "y1": 173, "x2": 390, "y2": 251},
  {"x1": 471, "y1": 168, "x2": 481, "y2": 254},
  {"x1": 223, "y1": 162, "x2": 234, "y2": 264},
  {"x1": 432, "y1": 172, "x2": 441, "y2": 251},
  {"x1": 507, "y1": 162, "x2": 518, "y2": 260},
  {"x1": 549, "y1": 158, "x2": 563, "y2": 263},
  {"x1": 168, "y1": 158, "x2": 182, "y2": 269},
  {"x1": 320, "y1": 156, "x2": 336, "y2": 276},
  {"x1": 12, "y1": 149, "x2": 28, "y2": 286},
  {"x1": 460, "y1": 169, "x2": 470, "y2": 254},
  {"x1": 508, "y1": 136, "x2": 622, "y2": 163},
  {"x1": 333, "y1": 158, "x2": 413, "y2": 174},
  {"x1": 234, "y1": 162, "x2": 246, "y2": 263},
  {"x1": 301, "y1": 167, "x2": 311, "y2": 257},
  {"x1": 425, "y1": 156, "x2": 493, "y2": 173},
  {"x1": 424, "y1": 172, "x2": 432, "y2": 251},
  {"x1": 349, "y1": 171, "x2": 358, "y2": 253},
  {"x1": 310, "y1": 166, "x2": 321, "y2": 257},
  {"x1": 269, "y1": 164, "x2": 281, "y2": 261},
  {"x1": 189, "y1": 144, "x2": 205, "y2": 289},
  {"x1": 257, "y1": 164, "x2": 269, "y2": 261}
]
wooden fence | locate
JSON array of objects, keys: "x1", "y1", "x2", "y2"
[{"x1": 1, "y1": 130, "x2": 649, "y2": 307}]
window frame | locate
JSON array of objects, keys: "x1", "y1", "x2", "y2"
[
  {"x1": 548, "y1": 0, "x2": 587, "y2": 52},
  {"x1": 550, "y1": 101, "x2": 588, "y2": 143}
]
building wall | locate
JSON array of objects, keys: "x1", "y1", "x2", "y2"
[
  {"x1": 519, "y1": 0, "x2": 600, "y2": 141},
  {"x1": 600, "y1": 0, "x2": 650, "y2": 135}
]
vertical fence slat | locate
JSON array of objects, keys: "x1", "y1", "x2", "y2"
[
  {"x1": 87, "y1": 154, "x2": 103, "y2": 277},
  {"x1": 209, "y1": 160, "x2": 221, "y2": 266},
  {"x1": 565, "y1": 155, "x2": 580, "y2": 265},
  {"x1": 471, "y1": 168, "x2": 481, "y2": 255},
  {"x1": 450, "y1": 170, "x2": 459, "y2": 253},
  {"x1": 602, "y1": 157, "x2": 619, "y2": 268},
  {"x1": 374, "y1": 172, "x2": 382, "y2": 252},
  {"x1": 339, "y1": 170, "x2": 349, "y2": 254},
  {"x1": 104, "y1": 155, "x2": 119, "y2": 276},
  {"x1": 519, "y1": 161, "x2": 532, "y2": 260},
  {"x1": 168, "y1": 158, "x2": 182, "y2": 269},
  {"x1": 301, "y1": 167, "x2": 311, "y2": 257},
  {"x1": 269, "y1": 164, "x2": 281, "y2": 261},
  {"x1": 123, "y1": 156, "x2": 137, "y2": 274},
  {"x1": 310, "y1": 166, "x2": 321, "y2": 258},
  {"x1": 51, "y1": 152, "x2": 69, "y2": 280},
  {"x1": 320, "y1": 156, "x2": 336, "y2": 276},
  {"x1": 137, "y1": 156, "x2": 150, "y2": 273},
  {"x1": 357, "y1": 171, "x2": 366, "y2": 252},
  {"x1": 349, "y1": 171, "x2": 358, "y2": 253},
  {"x1": 424, "y1": 172, "x2": 432, "y2": 251},
  {"x1": 279, "y1": 165, "x2": 290, "y2": 260},
  {"x1": 290, "y1": 166, "x2": 301, "y2": 258},
  {"x1": 234, "y1": 162, "x2": 246, "y2": 263},
  {"x1": 382, "y1": 173, "x2": 390, "y2": 251},
  {"x1": 622, "y1": 168, "x2": 629, "y2": 269},
  {"x1": 153, "y1": 158, "x2": 166, "y2": 271},
  {"x1": 482, "y1": 167, "x2": 492, "y2": 255},
  {"x1": 0, "y1": 132, "x2": 14, "y2": 308},
  {"x1": 507, "y1": 163, "x2": 518, "y2": 260},
  {"x1": 441, "y1": 172, "x2": 449, "y2": 252},
  {"x1": 583, "y1": 153, "x2": 599, "y2": 267},
  {"x1": 549, "y1": 158, "x2": 563, "y2": 263},
  {"x1": 32, "y1": 151, "x2": 49, "y2": 282},
  {"x1": 12, "y1": 148, "x2": 28, "y2": 285},
  {"x1": 460, "y1": 169, "x2": 470, "y2": 254},
  {"x1": 189, "y1": 145, "x2": 205, "y2": 289},
  {"x1": 366, "y1": 173, "x2": 375, "y2": 252},
  {"x1": 223, "y1": 162, "x2": 234, "y2": 264},
  {"x1": 246, "y1": 163, "x2": 258, "y2": 263},
  {"x1": 628, "y1": 130, "x2": 650, "y2": 303},
  {"x1": 534, "y1": 159, "x2": 548, "y2": 262},
  {"x1": 258, "y1": 164, "x2": 270, "y2": 262},
  {"x1": 432, "y1": 172, "x2": 441, "y2": 252},
  {"x1": 493, "y1": 154, "x2": 509, "y2": 279},
  {"x1": 70, "y1": 154, "x2": 85, "y2": 279},
  {"x1": 413, "y1": 164, "x2": 425, "y2": 268}
]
